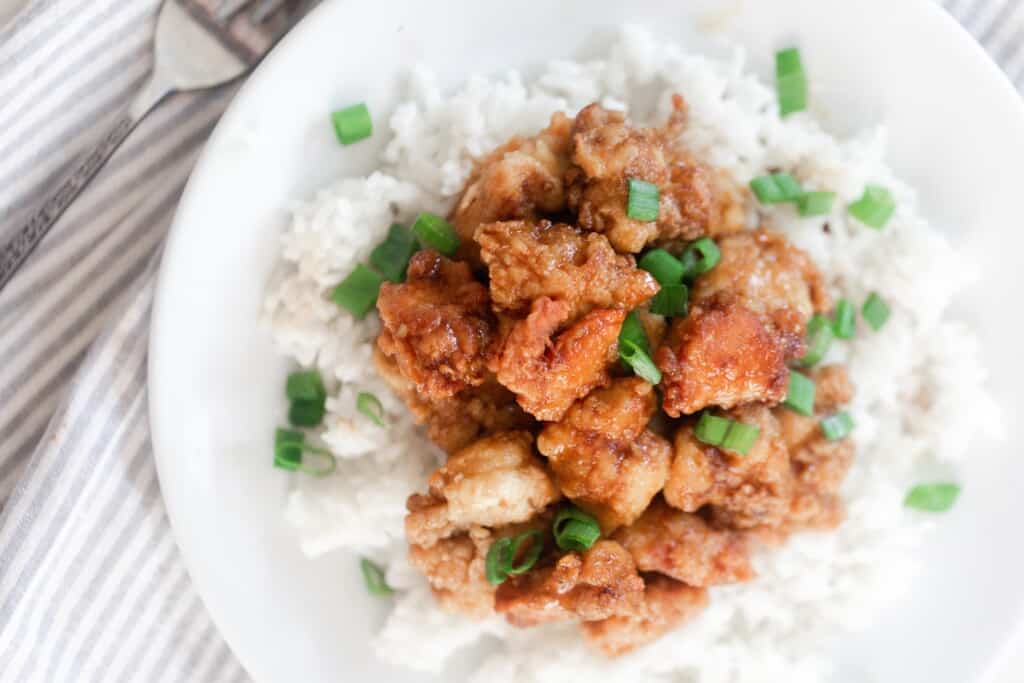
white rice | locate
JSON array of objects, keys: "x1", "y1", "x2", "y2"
[{"x1": 263, "y1": 27, "x2": 997, "y2": 682}]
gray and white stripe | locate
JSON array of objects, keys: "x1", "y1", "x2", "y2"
[{"x1": 0, "y1": 0, "x2": 1020, "y2": 681}]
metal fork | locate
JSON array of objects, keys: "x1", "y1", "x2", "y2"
[{"x1": 0, "y1": 0, "x2": 317, "y2": 293}]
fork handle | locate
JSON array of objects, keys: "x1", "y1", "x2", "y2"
[{"x1": 0, "y1": 73, "x2": 172, "y2": 293}]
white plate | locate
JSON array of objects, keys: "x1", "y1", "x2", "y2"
[{"x1": 149, "y1": 0, "x2": 1024, "y2": 681}]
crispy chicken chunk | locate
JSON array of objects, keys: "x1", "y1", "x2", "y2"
[
  {"x1": 581, "y1": 575, "x2": 708, "y2": 657},
  {"x1": 664, "y1": 405, "x2": 793, "y2": 529},
  {"x1": 477, "y1": 220, "x2": 658, "y2": 319},
  {"x1": 490, "y1": 298, "x2": 625, "y2": 421},
  {"x1": 537, "y1": 379, "x2": 671, "y2": 532},
  {"x1": 405, "y1": 431, "x2": 561, "y2": 547},
  {"x1": 409, "y1": 527, "x2": 496, "y2": 619},
  {"x1": 377, "y1": 250, "x2": 496, "y2": 401},
  {"x1": 656, "y1": 296, "x2": 792, "y2": 416},
  {"x1": 494, "y1": 540, "x2": 645, "y2": 627},
  {"x1": 451, "y1": 113, "x2": 573, "y2": 264},
  {"x1": 613, "y1": 498, "x2": 753, "y2": 586}
]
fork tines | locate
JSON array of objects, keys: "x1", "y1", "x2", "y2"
[{"x1": 178, "y1": 0, "x2": 315, "y2": 63}]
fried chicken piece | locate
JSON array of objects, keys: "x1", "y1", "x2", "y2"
[
  {"x1": 409, "y1": 527, "x2": 495, "y2": 619},
  {"x1": 477, "y1": 220, "x2": 658, "y2": 319},
  {"x1": 613, "y1": 498, "x2": 753, "y2": 586},
  {"x1": 490, "y1": 298, "x2": 625, "y2": 421},
  {"x1": 664, "y1": 405, "x2": 793, "y2": 529},
  {"x1": 494, "y1": 540, "x2": 645, "y2": 627},
  {"x1": 655, "y1": 296, "x2": 792, "y2": 416},
  {"x1": 537, "y1": 379, "x2": 671, "y2": 532},
  {"x1": 405, "y1": 431, "x2": 561, "y2": 547},
  {"x1": 451, "y1": 113, "x2": 573, "y2": 264},
  {"x1": 691, "y1": 228, "x2": 831, "y2": 339},
  {"x1": 581, "y1": 575, "x2": 708, "y2": 657},
  {"x1": 377, "y1": 250, "x2": 496, "y2": 401},
  {"x1": 567, "y1": 100, "x2": 714, "y2": 253}
]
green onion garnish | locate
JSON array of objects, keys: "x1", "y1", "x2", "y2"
[
  {"x1": 799, "y1": 314, "x2": 834, "y2": 367},
  {"x1": 721, "y1": 421, "x2": 760, "y2": 455},
  {"x1": 648, "y1": 283, "x2": 689, "y2": 317},
  {"x1": 331, "y1": 264, "x2": 384, "y2": 319},
  {"x1": 862, "y1": 292, "x2": 890, "y2": 331},
  {"x1": 618, "y1": 311, "x2": 661, "y2": 384},
  {"x1": 370, "y1": 224, "x2": 419, "y2": 282},
  {"x1": 680, "y1": 237, "x2": 721, "y2": 279},
  {"x1": 776, "y1": 47, "x2": 807, "y2": 116},
  {"x1": 553, "y1": 506, "x2": 601, "y2": 551},
  {"x1": 356, "y1": 391, "x2": 386, "y2": 427},
  {"x1": 749, "y1": 172, "x2": 803, "y2": 204},
  {"x1": 832, "y1": 299, "x2": 856, "y2": 340},
  {"x1": 783, "y1": 371, "x2": 816, "y2": 416},
  {"x1": 486, "y1": 530, "x2": 544, "y2": 585},
  {"x1": 288, "y1": 399, "x2": 326, "y2": 427},
  {"x1": 695, "y1": 412, "x2": 731, "y2": 446},
  {"x1": 274, "y1": 428, "x2": 336, "y2": 477},
  {"x1": 626, "y1": 178, "x2": 661, "y2": 222},
  {"x1": 797, "y1": 191, "x2": 836, "y2": 217},
  {"x1": 904, "y1": 482, "x2": 961, "y2": 512},
  {"x1": 411, "y1": 212, "x2": 460, "y2": 256},
  {"x1": 848, "y1": 184, "x2": 896, "y2": 229},
  {"x1": 360, "y1": 558, "x2": 393, "y2": 595},
  {"x1": 638, "y1": 248, "x2": 685, "y2": 285},
  {"x1": 820, "y1": 411, "x2": 854, "y2": 441},
  {"x1": 286, "y1": 370, "x2": 326, "y2": 402},
  {"x1": 331, "y1": 102, "x2": 373, "y2": 145}
]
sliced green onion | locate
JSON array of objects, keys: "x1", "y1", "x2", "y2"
[
  {"x1": 904, "y1": 482, "x2": 961, "y2": 512},
  {"x1": 411, "y1": 212, "x2": 460, "y2": 256},
  {"x1": 626, "y1": 178, "x2": 661, "y2": 222},
  {"x1": 286, "y1": 370, "x2": 326, "y2": 402},
  {"x1": 371, "y1": 224, "x2": 419, "y2": 282},
  {"x1": 832, "y1": 299, "x2": 856, "y2": 340},
  {"x1": 648, "y1": 283, "x2": 689, "y2": 317},
  {"x1": 288, "y1": 399, "x2": 326, "y2": 427},
  {"x1": 638, "y1": 248, "x2": 685, "y2": 285},
  {"x1": 776, "y1": 47, "x2": 807, "y2": 116},
  {"x1": 619, "y1": 310, "x2": 651, "y2": 353},
  {"x1": 848, "y1": 184, "x2": 896, "y2": 229},
  {"x1": 799, "y1": 314, "x2": 834, "y2": 367},
  {"x1": 331, "y1": 102, "x2": 373, "y2": 145},
  {"x1": 680, "y1": 237, "x2": 721, "y2": 279},
  {"x1": 274, "y1": 428, "x2": 336, "y2": 477},
  {"x1": 360, "y1": 558, "x2": 393, "y2": 595},
  {"x1": 553, "y1": 506, "x2": 602, "y2": 551},
  {"x1": 784, "y1": 371, "x2": 816, "y2": 416},
  {"x1": 862, "y1": 292, "x2": 890, "y2": 331},
  {"x1": 620, "y1": 340, "x2": 662, "y2": 384},
  {"x1": 356, "y1": 391, "x2": 386, "y2": 427},
  {"x1": 749, "y1": 172, "x2": 803, "y2": 204},
  {"x1": 331, "y1": 264, "x2": 384, "y2": 318},
  {"x1": 485, "y1": 537, "x2": 511, "y2": 585},
  {"x1": 820, "y1": 411, "x2": 854, "y2": 441},
  {"x1": 486, "y1": 531, "x2": 544, "y2": 585},
  {"x1": 694, "y1": 412, "x2": 731, "y2": 446},
  {"x1": 798, "y1": 191, "x2": 836, "y2": 217},
  {"x1": 721, "y1": 421, "x2": 760, "y2": 455}
]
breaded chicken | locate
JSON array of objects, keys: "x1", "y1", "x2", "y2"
[
  {"x1": 494, "y1": 540, "x2": 645, "y2": 627},
  {"x1": 490, "y1": 298, "x2": 624, "y2": 421},
  {"x1": 409, "y1": 527, "x2": 496, "y2": 619},
  {"x1": 537, "y1": 379, "x2": 671, "y2": 532},
  {"x1": 405, "y1": 431, "x2": 561, "y2": 547},
  {"x1": 613, "y1": 497, "x2": 753, "y2": 586},
  {"x1": 581, "y1": 574, "x2": 708, "y2": 657},
  {"x1": 477, "y1": 220, "x2": 658, "y2": 319},
  {"x1": 377, "y1": 250, "x2": 496, "y2": 401}
]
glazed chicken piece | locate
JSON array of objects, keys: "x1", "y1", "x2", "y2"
[
  {"x1": 451, "y1": 113, "x2": 573, "y2": 264},
  {"x1": 477, "y1": 220, "x2": 658, "y2": 319},
  {"x1": 581, "y1": 574, "x2": 708, "y2": 657},
  {"x1": 613, "y1": 497, "x2": 752, "y2": 586},
  {"x1": 405, "y1": 431, "x2": 561, "y2": 547},
  {"x1": 664, "y1": 405, "x2": 793, "y2": 529},
  {"x1": 537, "y1": 378, "x2": 671, "y2": 532},
  {"x1": 494, "y1": 540, "x2": 645, "y2": 627},
  {"x1": 377, "y1": 250, "x2": 496, "y2": 401},
  {"x1": 409, "y1": 527, "x2": 496, "y2": 619},
  {"x1": 490, "y1": 298, "x2": 625, "y2": 421}
]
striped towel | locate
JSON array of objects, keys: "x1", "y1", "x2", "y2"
[{"x1": 0, "y1": 1, "x2": 1020, "y2": 681}]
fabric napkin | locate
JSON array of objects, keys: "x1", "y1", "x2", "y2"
[{"x1": 0, "y1": 0, "x2": 1021, "y2": 681}]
